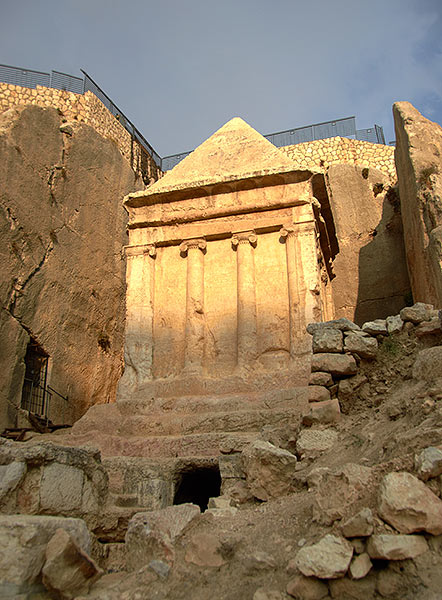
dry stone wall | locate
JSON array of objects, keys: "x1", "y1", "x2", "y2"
[
  {"x1": 0, "y1": 82, "x2": 161, "y2": 185},
  {"x1": 281, "y1": 137, "x2": 396, "y2": 180}
]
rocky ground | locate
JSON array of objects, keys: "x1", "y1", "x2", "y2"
[{"x1": 1, "y1": 303, "x2": 442, "y2": 599}]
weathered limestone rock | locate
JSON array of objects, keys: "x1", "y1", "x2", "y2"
[
  {"x1": 184, "y1": 532, "x2": 226, "y2": 567},
  {"x1": 415, "y1": 317, "x2": 442, "y2": 336},
  {"x1": 348, "y1": 553, "x2": 372, "y2": 579},
  {"x1": 394, "y1": 102, "x2": 442, "y2": 306},
  {"x1": 42, "y1": 528, "x2": 102, "y2": 599},
  {"x1": 296, "y1": 429, "x2": 338, "y2": 456},
  {"x1": 0, "y1": 105, "x2": 141, "y2": 430},
  {"x1": 341, "y1": 508, "x2": 374, "y2": 538},
  {"x1": 309, "y1": 372, "x2": 333, "y2": 387},
  {"x1": 243, "y1": 440, "x2": 297, "y2": 501},
  {"x1": 302, "y1": 398, "x2": 341, "y2": 426},
  {"x1": 295, "y1": 534, "x2": 353, "y2": 579},
  {"x1": 361, "y1": 319, "x2": 388, "y2": 336},
  {"x1": 307, "y1": 318, "x2": 360, "y2": 334},
  {"x1": 325, "y1": 163, "x2": 409, "y2": 325},
  {"x1": 312, "y1": 464, "x2": 373, "y2": 526},
  {"x1": 378, "y1": 472, "x2": 442, "y2": 534},
  {"x1": 400, "y1": 302, "x2": 436, "y2": 324},
  {"x1": 312, "y1": 328, "x2": 343, "y2": 353},
  {"x1": 412, "y1": 346, "x2": 442, "y2": 382},
  {"x1": 125, "y1": 504, "x2": 200, "y2": 570},
  {"x1": 311, "y1": 353, "x2": 357, "y2": 377},
  {"x1": 415, "y1": 446, "x2": 442, "y2": 481},
  {"x1": 0, "y1": 461, "x2": 26, "y2": 505},
  {"x1": 344, "y1": 333, "x2": 378, "y2": 359},
  {"x1": 386, "y1": 314, "x2": 404, "y2": 334},
  {"x1": 0, "y1": 515, "x2": 90, "y2": 596},
  {"x1": 366, "y1": 534, "x2": 428, "y2": 560},
  {"x1": 286, "y1": 574, "x2": 329, "y2": 599},
  {"x1": 307, "y1": 386, "x2": 331, "y2": 403}
]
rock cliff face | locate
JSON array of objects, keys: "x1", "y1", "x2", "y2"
[
  {"x1": 394, "y1": 102, "x2": 442, "y2": 306},
  {"x1": 0, "y1": 105, "x2": 141, "y2": 431}
]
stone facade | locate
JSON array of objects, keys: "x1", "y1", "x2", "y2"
[
  {"x1": 281, "y1": 137, "x2": 396, "y2": 180},
  {"x1": 119, "y1": 118, "x2": 336, "y2": 402},
  {"x1": 0, "y1": 82, "x2": 161, "y2": 185}
]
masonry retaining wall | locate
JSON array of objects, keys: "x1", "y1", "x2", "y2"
[
  {"x1": 281, "y1": 137, "x2": 396, "y2": 180},
  {"x1": 0, "y1": 82, "x2": 161, "y2": 184}
]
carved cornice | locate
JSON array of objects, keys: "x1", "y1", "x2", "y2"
[{"x1": 124, "y1": 244, "x2": 156, "y2": 258}]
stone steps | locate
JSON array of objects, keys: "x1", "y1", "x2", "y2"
[{"x1": 58, "y1": 430, "x2": 257, "y2": 458}]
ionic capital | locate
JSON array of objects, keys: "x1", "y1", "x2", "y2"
[
  {"x1": 231, "y1": 230, "x2": 257, "y2": 249},
  {"x1": 279, "y1": 226, "x2": 296, "y2": 241},
  {"x1": 180, "y1": 238, "x2": 207, "y2": 256}
]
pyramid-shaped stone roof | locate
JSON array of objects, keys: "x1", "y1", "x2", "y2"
[{"x1": 127, "y1": 117, "x2": 303, "y2": 204}]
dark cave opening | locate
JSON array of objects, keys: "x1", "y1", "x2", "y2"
[{"x1": 173, "y1": 466, "x2": 221, "y2": 512}]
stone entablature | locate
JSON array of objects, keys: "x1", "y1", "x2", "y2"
[
  {"x1": 118, "y1": 118, "x2": 336, "y2": 400},
  {"x1": 0, "y1": 82, "x2": 161, "y2": 184},
  {"x1": 281, "y1": 137, "x2": 396, "y2": 180}
]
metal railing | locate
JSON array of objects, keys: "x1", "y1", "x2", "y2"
[
  {"x1": 21, "y1": 379, "x2": 69, "y2": 425},
  {"x1": 0, "y1": 63, "x2": 387, "y2": 172}
]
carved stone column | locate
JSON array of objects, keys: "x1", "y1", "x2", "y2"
[
  {"x1": 280, "y1": 227, "x2": 302, "y2": 357},
  {"x1": 120, "y1": 244, "x2": 156, "y2": 391},
  {"x1": 180, "y1": 238, "x2": 207, "y2": 372},
  {"x1": 232, "y1": 231, "x2": 258, "y2": 367}
]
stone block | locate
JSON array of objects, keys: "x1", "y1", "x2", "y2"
[
  {"x1": 40, "y1": 463, "x2": 84, "y2": 513},
  {"x1": 366, "y1": 534, "x2": 428, "y2": 560},
  {"x1": 42, "y1": 528, "x2": 102, "y2": 599},
  {"x1": 295, "y1": 534, "x2": 353, "y2": 579},
  {"x1": 415, "y1": 446, "x2": 442, "y2": 481},
  {"x1": 362, "y1": 319, "x2": 388, "y2": 335},
  {"x1": 307, "y1": 318, "x2": 360, "y2": 334},
  {"x1": 302, "y1": 398, "x2": 341, "y2": 426},
  {"x1": 400, "y1": 302, "x2": 435, "y2": 324},
  {"x1": 296, "y1": 429, "x2": 338, "y2": 456},
  {"x1": 309, "y1": 371, "x2": 333, "y2": 387},
  {"x1": 243, "y1": 440, "x2": 297, "y2": 501},
  {"x1": 0, "y1": 515, "x2": 90, "y2": 595},
  {"x1": 0, "y1": 461, "x2": 26, "y2": 502},
  {"x1": 386, "y1": 314, "x2": 404, "y2": 334},
  {"x1": 341, "y1": 508, "x2": 374, "y2": 538},
  {"x1": 125, "y1": 504, "x2": 200, "y2": 571},
  {"x1": 311, "y1": 353, "x2": 357, "y2": 377},
  {"x1": 286, "y1": 574, "x2": 329, "y2": 599},
  {"x1": 348, "y1": 553, "x2": 372, "y2": 579},
  {"x1": 307, "y1": 386, "x2": 331, "y2": 402},
  {"x1": 378, "y1": 471, "x2": 442, "y2": 534},
  {"x1": 344, "y1": 333, "x2": 378, "y2": 359},
  {"x1": 312, "y1": 328, "x2": 343, "y2": 353}
]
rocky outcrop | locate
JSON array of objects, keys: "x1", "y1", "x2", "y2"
[
  {"x1": 325, "y1": 163, "x2": 410, "y2": 324},
  {"x1": 0, "y1": 104, "x2": 142, "y2": 431},
  {"x1": 394, "y1": 101, "x2": 442, "y2": 306}
]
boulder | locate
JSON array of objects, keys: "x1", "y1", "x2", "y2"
[
  {"x1": 348, "y1": 553, "x2": 372, "y2": 579},
  {"x1": 311, "y1": 353, "x2": 357, "y2": 377},
  {"x1": 42, "y1": 528, "x2": 102, "y2": 599},
  {"x1": 302, "y1": 399, "x2": 341, "y2": 426},
  {"x1": 184, "y1": 532, "x2": 226, "y2": 567},
  {"x1": 312, "y1": 328, "x2": 343, "y2": 353},
  {"x1": 295, "y1": 534, "x2": 353, "y2": 579},
  {"x1": 125, "y1": 503, "x2": 200, "y2": 570},
  {"x1": 0, "y1": 515, "x2": 90, "y2": 596},
  {"x1": 412, "y1": 346, "x2": 442, "y2": 382},
  {"x1": 378, "y1": 472, "x2": 442, "y2": 534},
  {"x1": 361, "y1": 319, "x2": 388, "y2": 336},
  {"x1": 307, "y1": 318, "x2": 360, "y2": 334},
  {"x1": 415, "y1": 317, "x2": 442, "y2": 336},
  {"x1": 296, "y1": 429, "x2": 338, "y2": 457},
  {"x1": 286, "y1": 574, "x2": 329, "y2": 599},
  {"x1": 309, "y1": 371, "x2": 333, "y2": 387},
  {"x1": 366, "y1": 534, "x2": 428, "y2": 560},
  {"x1": 344, "y1": 333, "x2": 378, "y2": 359},
  {"x1": 386, "y1": 314, "x2": 404, "y2": 334},
  {"x1": 400, "y1": 302, "x2": 436, "y2": 324},
  {"x1": 341, "y1": 508, "x2": 374, "y2": 538},
  {"x1": 242, "y1": 440, "x2": 297, "y2": 501},
  {"x1": 415, "y1": 446, "x2": 442, "y2": 481}
]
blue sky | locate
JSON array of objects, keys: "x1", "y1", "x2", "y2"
[{"x1": 1, "y1": 0, "x2": 441, "y2": 156}]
